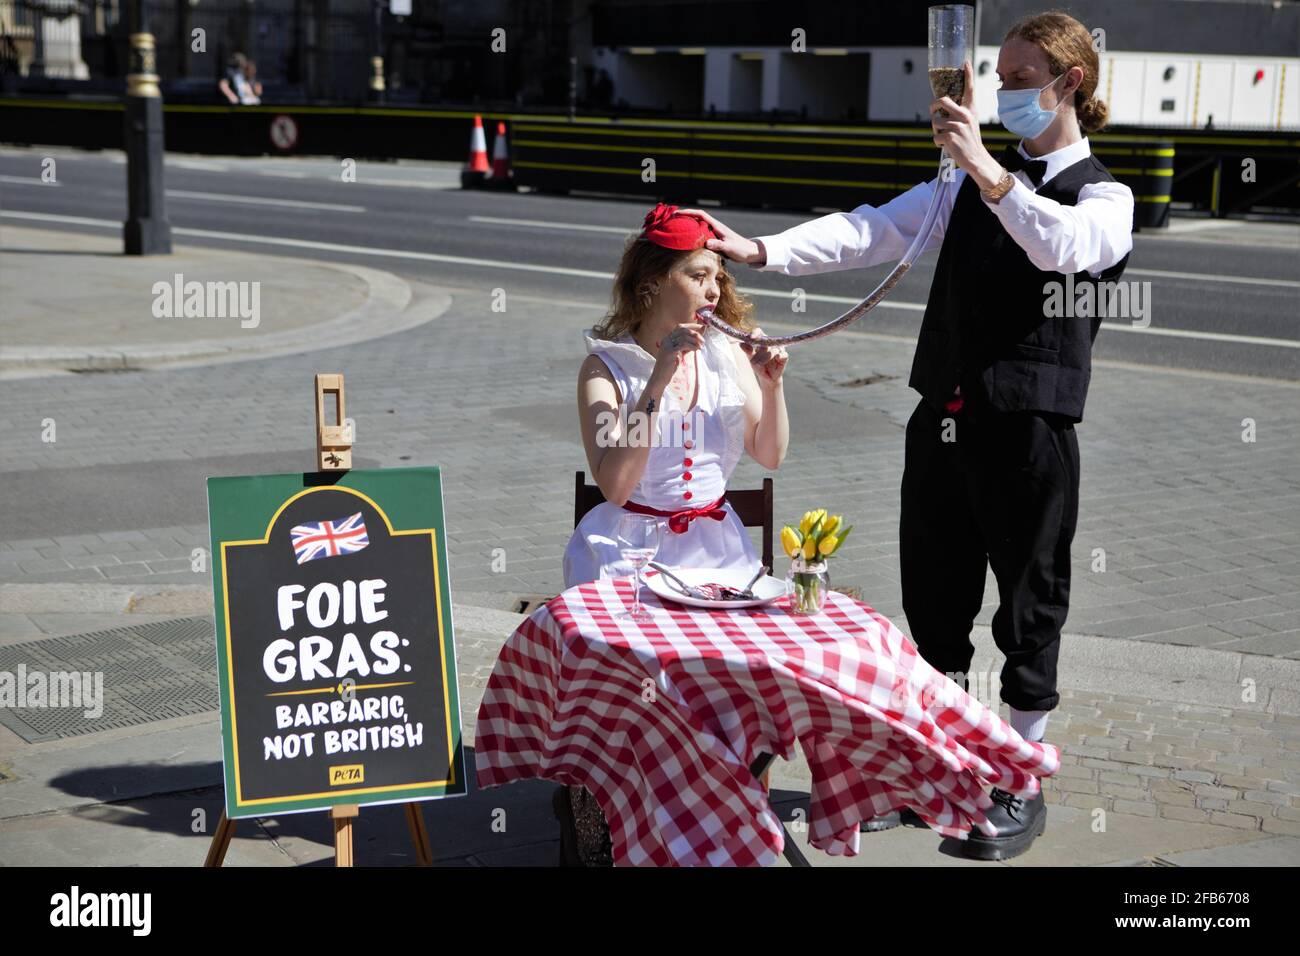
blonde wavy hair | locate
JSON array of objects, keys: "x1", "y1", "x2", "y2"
[
  {"x1": 591, "y1": 234, "x2": 755, "y2": 340},
  {"x1": 1004, "y1": 10, "x2": 1109, "y2": 134}
]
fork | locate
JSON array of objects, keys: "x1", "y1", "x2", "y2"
[{"x1": 736, "y1": 565, "x2": 770, "y2": 600}]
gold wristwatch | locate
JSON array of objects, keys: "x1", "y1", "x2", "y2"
[{"x1": 981, "y1": 168, "x2": 1015, "y2": 203}]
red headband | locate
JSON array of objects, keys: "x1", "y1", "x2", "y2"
[{"x1": 640, "y1": 202, "x2": 719, "y2": 251}]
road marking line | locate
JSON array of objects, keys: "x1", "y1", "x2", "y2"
[
  {"x1": 469, "y1": 215, "x2": 634, "y2": 235},
  {"x1": 1125, "y1": 267, "x2": 1300, "y2": 289},
  {"x1": 1097, "y1": 322, "x2": 1300, "y2": 348},
  {"x1": 0, "y1": 175, "x2": 59, "y2": 186},
  {"x1": 472, "y1": 216, "x2": 1299, "y2": 289},
  {"x1": 1159, "y1": 219, "x2": 1244, "y2": 234},
  {"x1": 453, "y1": 287, "x2": 1300, "y2": 387},
  {"x1": 351, "y1": 178, "x2": 459, "y2": 189},
  {"x1": 250, "y1": 170, "x2": 457, "y2": 188},
  {"x1": 7, "y1": 211, "x2": 1296, "y2": 350},
  {"x1": 164, "y1": 189, "x2": 365, "y2": 212},
  {"x1": 2, "y1": 212, "x2": 112, "y2": 228},
  {"x1": 171, "y1": 160, "x2": 231, "y2": 172}
]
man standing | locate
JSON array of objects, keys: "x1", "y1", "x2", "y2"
[{"x1": 684, "y1": 10, "x2": 1133, "y2": 860}]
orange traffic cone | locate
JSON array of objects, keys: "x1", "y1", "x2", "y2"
[
  {"x1": 461, "y1": 115, "x2": 490, "y2": 188},
  {"x1": 488, "y1": 120, "x2": 517, "y2": 191}
]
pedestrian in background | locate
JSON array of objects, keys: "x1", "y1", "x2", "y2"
[{"x1": 218, "y1": 52, "x2": 259, "y2": 105}]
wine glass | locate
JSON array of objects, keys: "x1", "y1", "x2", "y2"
[{"x1": 616, "y1": 514, "x2": 662, "y2": 621}]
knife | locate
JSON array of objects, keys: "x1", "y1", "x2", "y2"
[{"x1": 648, "y1": 562, "x2": 711, "y2": 600}]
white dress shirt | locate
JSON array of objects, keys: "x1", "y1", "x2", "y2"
[{"x1": 755, "y1": 137, "x2": 1134, "y2": 280}]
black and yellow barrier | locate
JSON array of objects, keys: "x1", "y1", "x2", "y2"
[
  {"x1": 1091, "y1": 140, "x2": 1174, "y2": 228},
  {"x1": 509, "y1": 116, "x2": 1176, "y2": 228},
  {"x1": 1158, "y1": 130, "x2": 1300, "y2": 219},
  {"x1": 3, "y1": 95, "x2": 1296, "y2": 224}
]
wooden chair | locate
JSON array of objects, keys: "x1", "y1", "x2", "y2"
[
  {"x1": 573, "y1": 470, "x2": 809, "y2": 866},
  {"x1": 574, "y1": 471, "x2": 774, "y2": 572}
]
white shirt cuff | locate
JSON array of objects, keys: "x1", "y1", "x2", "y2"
[{"x1": 751, "y1": 234, "x2": 787, "y2": 272}]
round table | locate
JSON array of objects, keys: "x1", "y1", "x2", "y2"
[{"x1": 475, "y1": 574, "x2": 1060, "y2": 866}]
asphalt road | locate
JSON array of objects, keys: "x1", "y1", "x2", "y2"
[{"x1": 1, "y1": 146, "x2": 1297, "y2": 380}]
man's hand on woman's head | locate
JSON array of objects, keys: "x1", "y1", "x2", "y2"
[{"x1": 676, "y1": 209, "x2": 765, "y2": 265}]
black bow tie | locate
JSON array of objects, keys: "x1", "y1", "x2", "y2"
[{"x1": 1000, "y1": 144, "x2": 1047, "y2": 187}]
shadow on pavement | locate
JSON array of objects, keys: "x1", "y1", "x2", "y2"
[{"x1": 42, "y1": 748, "x2": 895, "y2": 865}]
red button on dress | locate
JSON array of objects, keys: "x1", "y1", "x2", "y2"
[
  {"x1": 682, "y1": 422, "x2": 690, "y2": 430},
  {"x1": 682, "y1": 471, "x2": 693, "y2": 481},
  {"x1": 683, "y1": 458, "x2": 693, "y2": 467},
  {"x1": 683, "y1": 491, "x2": 693, "y2": 500},
  {"x1": 684, "y1": 440, "x2": 694, "y2": 449}
]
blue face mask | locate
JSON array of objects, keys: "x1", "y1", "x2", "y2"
[{"x1": 997, "y1": 72, "x2": 1066, "y2": 140}]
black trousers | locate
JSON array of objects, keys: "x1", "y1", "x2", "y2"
[{"x1": 899, "y1": 397, "x2": 1079, "y2": 712}]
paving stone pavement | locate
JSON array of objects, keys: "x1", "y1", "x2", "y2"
[
  {"x1": 2, "y1": 281, "x2": 1298, "y2": 658},
  {"x1": 2, "y1": 608, "x2": 1298, "y2": 862},
  {"x1": 2, "y1": 268, "x2": 1299, "y2": 861}
]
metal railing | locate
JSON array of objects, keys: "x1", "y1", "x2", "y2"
[{"x1": 2, "y1": 0, "x2": 379, "y2": 101}]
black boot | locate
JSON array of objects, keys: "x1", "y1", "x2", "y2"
[{"x1": 960, "y1": 787, "x2": 1046, "y2": 861}]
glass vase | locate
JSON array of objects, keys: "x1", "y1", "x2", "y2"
[{"x1": 787, "y1": 557, "x2": 830, "y2": 615}]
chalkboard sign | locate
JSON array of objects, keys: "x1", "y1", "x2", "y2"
[{"x1": 206, "y1": 467, "x2": 465, "y2": 818}]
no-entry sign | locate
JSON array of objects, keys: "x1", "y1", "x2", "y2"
[
  {"x1": 206, "y1": 467, "x2": 465, "y2": 818},
  {"x1": 269, "y1": 114, "x2": 299, "y2": 151}
]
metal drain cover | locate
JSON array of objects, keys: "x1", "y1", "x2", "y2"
[{"x1": 0, "y1": 617, "x2": 217, "y2": 743}]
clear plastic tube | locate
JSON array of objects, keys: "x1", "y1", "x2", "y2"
[
  {"x1": 697, "y1": 150, "x2": 952, "y2": 347},
  {"x1": 701, "y1": 4, "x2": 971, "y2": 348}
]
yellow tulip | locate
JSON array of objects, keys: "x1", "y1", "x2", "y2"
[
  {"x1": 780, "y1": 526, "x2": 801, "y2": 558},
  {"x1": 802, "y1": 537, "x2": 817, "y2": 560},
  {"x1": 821, "y1": 515, "x2": 841, "y2": 536},
  {"x1": 800, "y1": 512, "x2": 815, "y2": 534},
  {"x1": 818, "y1": 534, "x2": 838, "y2": 556}
]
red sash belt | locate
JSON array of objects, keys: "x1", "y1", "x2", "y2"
[{"x1": 622, "y1": 494, "x2": 728, "y2": 534}]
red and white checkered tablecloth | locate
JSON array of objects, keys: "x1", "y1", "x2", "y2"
[{"x1": 474, "y1": 575, "x2": 1060, "y2": 866}]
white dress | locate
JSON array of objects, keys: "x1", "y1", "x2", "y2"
[{"x1": 563, "y1": 326, "x2": 763, "y2": 588}]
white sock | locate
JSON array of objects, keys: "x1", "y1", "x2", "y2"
[{"x1": 1010, "y1": 708, "x2": 1049, "y2": 742}]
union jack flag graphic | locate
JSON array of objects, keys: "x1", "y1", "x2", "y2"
[{"x1": 289, "y1": 512, "x2": 369, "y2": 564}]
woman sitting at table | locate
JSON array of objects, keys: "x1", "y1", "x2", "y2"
[
  {"x1": 556, "y1": 202, "x2": 791, "y2": 865},
  {"x1": 561, "y1": 202, "x2": 791, "y2": 589}
]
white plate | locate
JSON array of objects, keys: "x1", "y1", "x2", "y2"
[{"x1": 644, "y1": 566, "x2": 787, "y2": 610}]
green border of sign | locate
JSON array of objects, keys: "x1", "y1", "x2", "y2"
[{"x1": 206, "y1": 467, "x2": 465, "y2": 818}]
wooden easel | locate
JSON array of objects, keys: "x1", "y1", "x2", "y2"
[
  {"x1": 203, "y1": 802, "x2": 434, "y2": 867},
  {"x1": 315, "y1": 372, "x2": 353, "y2": 471},
  {"x1": 202, "y1": 373, "x2": 435, "y2": 868}
]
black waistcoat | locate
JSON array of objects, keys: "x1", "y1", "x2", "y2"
[{"x1": 908, "y1": 154, "x2": 1132, "y2": 423}]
